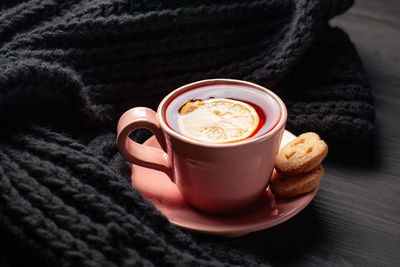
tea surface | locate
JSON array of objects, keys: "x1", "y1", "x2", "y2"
[{"x1": 164, "y1": 83, "x2": 281, "y2": 141}]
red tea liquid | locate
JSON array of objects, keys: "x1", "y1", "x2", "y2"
[{"x1": 164, "y1": 82, "x2": 281, "y2": 141}]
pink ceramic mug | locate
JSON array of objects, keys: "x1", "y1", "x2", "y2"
[{"x1": 117, "y1": 79, "x2": 287, "y2": 214}]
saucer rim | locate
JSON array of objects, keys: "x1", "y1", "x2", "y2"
[{"x1": 160, "y1": 186, "x2": 318, "y2": 236}]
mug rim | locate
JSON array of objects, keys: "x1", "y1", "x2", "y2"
[{"x1": 157, "y1": 78, "x2": 287, "y2": 148}]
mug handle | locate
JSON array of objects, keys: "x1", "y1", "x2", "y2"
[{"x1": 116, "y1": 107, "x2": 171, "y2": 176}]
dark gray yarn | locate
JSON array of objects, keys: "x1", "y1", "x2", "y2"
[{"x1": 0, "y1": 0, "x2": 374, "y2": 266}]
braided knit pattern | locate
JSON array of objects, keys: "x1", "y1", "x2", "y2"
[{"x1": 0, "y1": 0, "x2": 373, "y2": 266}]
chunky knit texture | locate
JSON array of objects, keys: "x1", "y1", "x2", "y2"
[{"x1": 0, "y1": 0, "x2": 374, "y2": 266}]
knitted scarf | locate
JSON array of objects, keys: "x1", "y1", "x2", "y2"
[{"x1": 0, "y1": 0, "x2": 374, "y2": 266}]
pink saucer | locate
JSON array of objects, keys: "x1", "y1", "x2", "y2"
[{"x1": 131, "y1": 130, "x2": 319, "y2": 236}]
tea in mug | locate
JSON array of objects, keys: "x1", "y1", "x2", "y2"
[{"x1": 164, "y1": 82, "x2": 281, "y2": 143}]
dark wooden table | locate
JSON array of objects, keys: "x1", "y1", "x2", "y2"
[
  {"x1": 327, "y1": 1, "x2": 399, "y2": 265},
  {"x1": 225, "y1": 1, "x2": 400, "y2": 266},
  {"x1": 1, "y1": 0, "x2": 399, "y2": 266}
]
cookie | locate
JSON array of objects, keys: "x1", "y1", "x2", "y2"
[
  {"x1": 275, "y1": 132, "x2": 328, "y2": 176},
  {"x1": 270, "y1": 164, "x2": 324, "y2": 198}
]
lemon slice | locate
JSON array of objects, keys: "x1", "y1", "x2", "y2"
[{"x1": 178, "y1": 98, "x2": 260, "y2": 143}]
